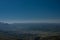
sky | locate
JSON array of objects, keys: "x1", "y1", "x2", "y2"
[{"x1": 0, "y1": 0, "x2": 60, "y2": 23}]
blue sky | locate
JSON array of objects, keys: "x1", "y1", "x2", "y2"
[{"x1": 0, "y1": 0, "x2": 60, "y2": 23}]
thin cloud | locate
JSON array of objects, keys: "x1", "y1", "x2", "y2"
[{"x1": 0, "y1": 19, "x2": 60, "y2": 24}]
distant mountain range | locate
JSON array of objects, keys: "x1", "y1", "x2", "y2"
[{"x1": 0, "y1": 22, "x2": 60, "y2": 32}]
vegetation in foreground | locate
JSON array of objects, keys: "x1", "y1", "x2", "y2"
[{"x1": 0, "y1": 30, "x2": 60, "y2": 40}]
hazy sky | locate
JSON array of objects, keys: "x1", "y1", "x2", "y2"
[{"x1": 0, "y1": 0, "x2": 60, "y2": 23}]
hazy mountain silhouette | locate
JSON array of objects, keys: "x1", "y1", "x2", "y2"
[{"x1": 0, "y1": 22, "x2": 60, "y2": 32}]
